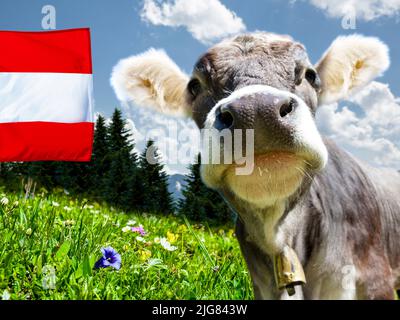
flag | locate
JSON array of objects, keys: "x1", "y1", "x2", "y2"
[{"x1": 0, "y1": 28, "x2": 94, "y2": 162}]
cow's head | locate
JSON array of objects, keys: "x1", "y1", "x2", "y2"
[{"x1": 111, "y1": 32, "x2": 389, "y2": 208}]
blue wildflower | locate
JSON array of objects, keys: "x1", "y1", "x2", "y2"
[{"x1": 94, "y1": 246, "x2": 121, "y2": 270}]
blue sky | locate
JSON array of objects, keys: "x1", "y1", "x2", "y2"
[{"x1": 1, "y1": 0, "x2": 399, "y2": 172}]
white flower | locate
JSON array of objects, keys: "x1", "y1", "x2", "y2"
[
  {"x1": 159, "y1": 237, "x2": 177, "y2": 251},
  {"x1": 63, "y1": 206, "x2": 72, "y2": 212},
  {"x1": 127, "y1": 219, "x2": 136, "y2": 226},
  {"x1": 1, "y1": 197, "x2": 9, "y2": 205},
  {"x1": 2, "y1": 289, "x2": 10, "y2": 300},
  {"x1": 51, "y1": 201, "x2": 59, "y2": 207},
  {"x1": 122, "y1": 226, "x2": 131, "y2": 233},
  {"x1": 136, "y1": 236, "x2": 145, "y2": 242}
]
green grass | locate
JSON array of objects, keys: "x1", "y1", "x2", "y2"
[{"x1": 0, "y1": 188, "x2": 253, "y2": 300}]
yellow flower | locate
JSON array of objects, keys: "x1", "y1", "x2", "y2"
[
  {"x1": 26, "y1": 228, "x2": 32, "y2": 236},
  {"x1": 139, "y1": 249, "x2": 151, "y2": 261},
  {"x1": 123, "y1": 244, "x2": 130, "y2": 251},
  {"x1": 227, "y1": 229, "x2": 235, "y2": 237},
  {"x1": 167, "y1": 231, "x2": 179, "y2": 244},
  {"x1": 177, "y1": 224, "x2": 188, "y2": 233},
  {"x1": 166, "y1": 290, "x2": 174, "y2": 298}
]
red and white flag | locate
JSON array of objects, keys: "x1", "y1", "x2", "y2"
[{"x1": 0, "y1": 28, "x2": 94, "y2": 162}]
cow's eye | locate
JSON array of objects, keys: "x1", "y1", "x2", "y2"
[
  {"x1": 188, "y1": 78, "x2": 202, "y2": 98},
  {"x1": 305, "y1": 68, "x2": 321, "y2": 90}
]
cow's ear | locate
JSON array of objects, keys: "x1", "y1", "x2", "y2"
[
  {"x1": 111, "y1": 49, "x2": 191, "y2": 116},
  {"x1": 315, "y1": 35, "x2": 389, "y2": 105}
]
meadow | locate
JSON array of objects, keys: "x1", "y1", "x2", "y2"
[{"x1": 0, "y1": 188, "x2": 253, "y2": 300}]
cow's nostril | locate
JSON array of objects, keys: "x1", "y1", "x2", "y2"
[
  {"x1": 215, "y1": 107, "x2": 234, "y2": 129},
  {"x1": 279, "y1": 98, "x2": 296, "y2": 118}
]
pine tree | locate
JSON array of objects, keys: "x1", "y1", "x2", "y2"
[
  {"x1": 53, "y1": 161, "x2": 91, "y2": 194},
  {"x1": 23, "y1": 161, "x2": 57, "y2": 189},
  {"x1": 1, "y1": 160, "x2": 57, "y2": 191},
  {"x1": 178, "y1": 154, "x2": 234, "y2": 224},
  {"x1": 89, "y1": 115, "x2": 110, "y2": 197},
  {"x1": 0, "y1": 162, "x2": 19, "y2": 189},
  {"x1": 103, "y1": 109, "x2": 141, "y2": 210},
  {"x1": 139, "y1": 140, "x2": 174, "y2": 214}
]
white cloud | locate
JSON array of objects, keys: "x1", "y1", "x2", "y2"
[
  {"x1": 316, "y1": 81, "x2": 400, "y2": 169},
  {"x1": 140, "y1": 0, "x2": 246, "y2": 44},
  {"x1": 303, "y1": 0, "x2": 400, "y2": 21}
]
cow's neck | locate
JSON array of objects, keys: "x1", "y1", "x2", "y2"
[
  {"x1": 221, "y1": 187, "x2": 307, "y2": 258},
  {"x1": 242, "y1": 201, "x2": 288, "y2": 255},
  {"x1": 220, "y1": 186, "x2": 311, "y2": 296}
]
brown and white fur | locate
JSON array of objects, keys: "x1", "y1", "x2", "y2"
[{"x1": 111, "y1": 32, "x2": 400, "y2": 299}]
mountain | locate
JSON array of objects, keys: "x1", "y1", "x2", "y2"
[{"x1": 168, "y1": 173, "x2": 187, "y2": 201}]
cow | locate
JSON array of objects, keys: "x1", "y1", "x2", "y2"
[{"x1": 110, "y1": 32, "x2": 400, "y2": 300}]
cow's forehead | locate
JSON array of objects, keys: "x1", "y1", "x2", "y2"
[
  {"x1": 193, "y1": 32, "x2": 308, "y2": 93},
  {"x1": 215, "y1": 32, "x2": 296, "y2": 50},
  {"x1": 198, "y1": 32, "x2": 306, "y2": 68}
]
